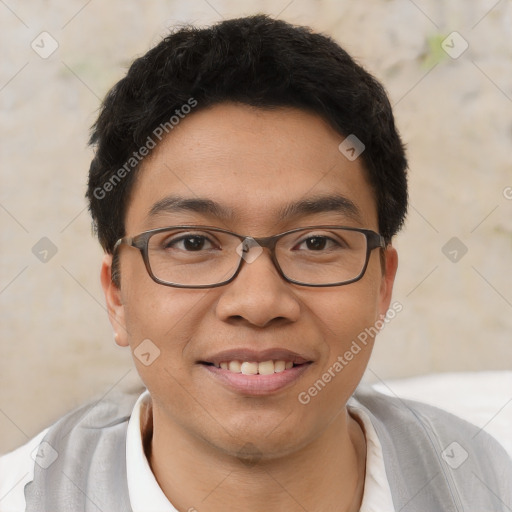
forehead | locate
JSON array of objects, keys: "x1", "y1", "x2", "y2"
[{"x1": 125, "y1": 103, "x2": 377, "y2": 233}]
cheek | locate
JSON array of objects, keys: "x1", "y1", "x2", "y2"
[
  {"x1": 299, "y1": 264, "x2": 383, "y2": 382},
  {"x1": 294, "y1": 284, "x2": 381, "y2": 418},
  {"x1": 121, "y1": 286, "x2": 219, "y2": 426},
  {"x1": 305, "y1": 270, "x2": 382, "y2": 347},
  {"x1": 121, "y1": 273, "x2": 215, "y2": 377},
  {"x1": 121, "y1": 252, "x2": 211, "y2": 340}
]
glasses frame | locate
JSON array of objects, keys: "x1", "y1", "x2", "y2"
[{"x1": 113, "y1": 225, "x2": 386, "y2": 289}]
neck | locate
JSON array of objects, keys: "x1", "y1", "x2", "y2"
[{"x1": 146, "y1": 401, "x2": 366, "y2": 512}]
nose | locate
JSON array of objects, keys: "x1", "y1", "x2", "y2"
[{"x1": 215, "y1": 246, "x2": 301, "y2": 328}]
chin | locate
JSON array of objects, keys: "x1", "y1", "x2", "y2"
[{"x1": 208, "y1": 410, "x2": 316, "y2": 460}]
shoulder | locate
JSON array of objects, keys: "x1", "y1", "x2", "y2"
[
  {"x1": 354, "y1": 385, "x2": 511, "y2": 459},
  {"x1": 355, "y1": 385, "x2": 508, "y2": 447},
  {"x1": 354, "y1": 386, "x2": 512, "y2": 507},
  {"x1": 0, "y1": 429, "x2": 48, "y2": 512},
  {"x1": 0, "y1": 386, "x2": 144, "y2": 512}
]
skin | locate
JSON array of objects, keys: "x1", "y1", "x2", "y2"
[{"x1": 101, "y1": 103, "x2": 398, "y2": 512}]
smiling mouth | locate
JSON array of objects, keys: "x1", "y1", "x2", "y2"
[
  {"x1": 201, "y1": 360, "x2": 309, "y2": 375},
  {"x1": 199, "y1": 348, "x2": 313, "y2": 394}
]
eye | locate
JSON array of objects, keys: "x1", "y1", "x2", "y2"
[
  {"x1": 303, "y1": 236, "x2": 328, "y2": 251},
  {"x1": 162, "y1": 234, "x2": 217, "y2": 251},
  {"x1": 295, "y1": 235, "x2": 344, "y2": 251}
]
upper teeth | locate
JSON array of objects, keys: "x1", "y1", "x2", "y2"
[{"x1": 218, "y1": 360, "x2": 294, "y2": 375}]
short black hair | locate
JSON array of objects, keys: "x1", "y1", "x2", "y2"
[{"x1": 87, "y1": 14, "x2": 407, "y2": 257}]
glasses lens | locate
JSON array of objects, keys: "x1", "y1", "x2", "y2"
[
  {"x1": 146, "y1": 228, "x2": 240, "y2": 286},
  {"x1": 145, "y1": 227, "x2": 369, "y2": 287},
  {"x1": 276, "y1": 228, "x2": 368, "y2": 285}
]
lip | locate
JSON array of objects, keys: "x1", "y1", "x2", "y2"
[
  {"x1": 200, "y1": 348, "x2": 311, "y2": 366},
  {"x1": 201, "y1": 362, "x2": 312, "y2": 395},
  {"x1": 198, "y1": 348, "x2": 313, "y2": 396}
]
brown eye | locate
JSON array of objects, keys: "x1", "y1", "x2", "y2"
[
  {"x1": 161, "y1": 234, "x2": 216, "y2": 251},
  {"x1": 305, "y1": 237, "x2": 327, "y2": 250},
  {"x1": 182, "y1": 236, "x2": 206, "y2": 251}
]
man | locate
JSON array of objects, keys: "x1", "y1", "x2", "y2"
[{"x1": 1, "y1": 14, "x2": 511, "y2": 512}]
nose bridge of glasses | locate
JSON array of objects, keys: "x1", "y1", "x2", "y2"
[
  {"x1": 236, "y1": 233, "x2": 281, "y2": 261},
  {"x1": 230, "y1": 236, "x2": 292, "y2": 286},
  {"x1": 234, "y1": 236, "x2": 266, "y2": 266},
  {"x1": 243, "y1": 233, "x2": 278, "y2": 249}
]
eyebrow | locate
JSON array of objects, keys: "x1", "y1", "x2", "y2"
[
  {"x1": 276, "y1": 194, "x2": 362, "y2": 223},
  {"x1": 147, "y1": 194, "x2": 362, "y2": 224},
  {"x1": 148, "y1": 196, "x2": 234, "y2": 221}
]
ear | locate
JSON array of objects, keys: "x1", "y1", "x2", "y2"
[
  {"x1": 378, "y1": 245, "x2": 398, "y2": 318},
  {"x1": 101, "y1": 254, "x2": 129, "y2": 347}
]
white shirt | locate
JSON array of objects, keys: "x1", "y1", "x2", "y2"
[{"x1": 0, "y1": 391, "x2": 394, "y2": 512}]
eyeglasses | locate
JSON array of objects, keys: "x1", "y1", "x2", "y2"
[{"x1": 113, "y1": 225, "x2": 385, "y2": 288}]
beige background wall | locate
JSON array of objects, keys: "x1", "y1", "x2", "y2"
[{"x1": 1, "y1": 0, "x2": 511, "y2": 454}]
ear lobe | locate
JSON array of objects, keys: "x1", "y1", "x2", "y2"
[
  {"x1": 378, "y1": 246, "x2": 398, "y2": 318},
  {"x1": 100, "y1": 254, "x2": 129, "y2": 347}
]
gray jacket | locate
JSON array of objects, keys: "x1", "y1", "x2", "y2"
[{"x1": 24, "y1": 387, "x2": 512, "y2": 511}]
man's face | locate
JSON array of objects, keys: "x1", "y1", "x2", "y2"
[{"x1": 102, "y1": 103, "x2": 397, "y2": 458}]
